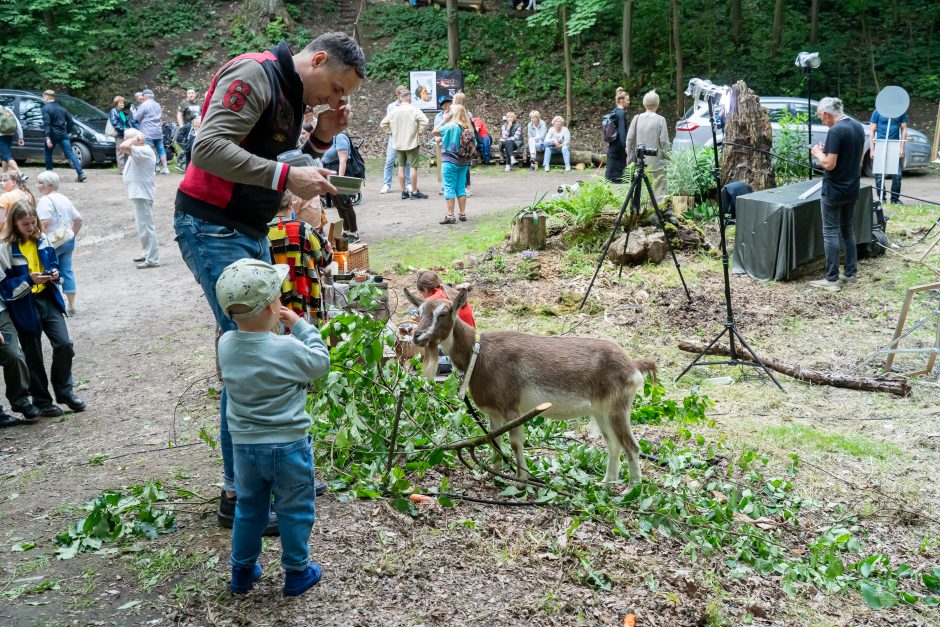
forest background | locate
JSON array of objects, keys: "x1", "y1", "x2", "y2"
[{"x1": 1, "y1": 0, "x2": 938, "y2": 150}]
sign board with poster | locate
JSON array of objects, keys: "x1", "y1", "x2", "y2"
[
  {"x1": 409, "y1": 71, "x2": 437, "y2": 110},
  {"x1": 409, "y1": 70, "x2": 465, "y2": 110}
]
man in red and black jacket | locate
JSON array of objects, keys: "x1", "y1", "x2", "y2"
[{"x1": 174, "y1": 32, "x2": 364, "y2": 533}]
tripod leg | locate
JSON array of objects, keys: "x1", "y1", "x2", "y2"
[
  {"x1": 727, "y1": 326, "x2": 785, "y2": 391},
  {"x1": 642, "y1": 174, "x2": 692, "y2": 302},
  {"x1": 674, "y1": 325, "x2": 731, "y2": 382},
  {"x1": 618, "y1": 173, "x2": 644, "y2": 279},
  {"x1": 579, "y1": 178, "x2": 638, "y2": 310}
]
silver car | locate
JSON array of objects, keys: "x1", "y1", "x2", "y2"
[{"x1": 673, "y1": 91, "x2": 931, "y2": 175}]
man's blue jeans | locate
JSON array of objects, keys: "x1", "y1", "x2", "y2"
[
  {"x1": 543, "y1": 144, "x2": 570, "y2": 168},
  {"x1": 874, "y1": 158, "x2": 903, "y2": 204},
  {"x1": 230, "y1": 436, "x2": 316, "y2": 572},
  {"x1": 477, "y1": 136, "x2": 492, "y2": 164},
  {"x1": 173, "y1": 210, "x2": 271, "y2": 492},
  {"x1": 821, "y1": 197, "x2": 857, "y2": 282},
  {"x1": 383, "y1": 136, "x2": 411, "y2": 188},
  {"x1": 44, "y1": 137, "x2": 85, "y2": 177}
]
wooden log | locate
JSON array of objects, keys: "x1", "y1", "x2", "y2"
[
  {"x1": 510, "y1": 211, "x2": 548, "y2": 251},
  {"x1": 677, "y1": 340, "x2": 912, "y2": 397},
  {"x1": 720, "y1": 80, "x2": 775, "y2": 191}
]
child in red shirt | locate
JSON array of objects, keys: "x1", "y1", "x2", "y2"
[{"x1": 416, "y1": 270, "x2": 475, "y2": 328}]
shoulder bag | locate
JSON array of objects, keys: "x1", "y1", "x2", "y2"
[{"x1": 45, "y1": 197, "x2": 75, "y2": 249}]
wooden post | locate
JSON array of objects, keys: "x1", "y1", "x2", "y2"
[
  {"x1": 931, "y1": 101, "x2": 940, "y2": 164},
  {"x1": 720, "y1": 80, "x2": 775, "y2": 190}
]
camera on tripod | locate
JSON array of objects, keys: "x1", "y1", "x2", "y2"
[{"x1": 635, "y1": 144, "x2": 658, "y2": 159}]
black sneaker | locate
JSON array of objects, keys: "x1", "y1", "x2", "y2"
[
  {"x1": 218, "y1": 490, "x2": 280, "y2": 536},
  {"x1": 36, "y1": 404, "x2": 63, "y2": 417},
  {"x1": 57, "y1": 394, "x2": 86, "y2": 413},
  {"x1": 315, "y1": 479, "x2": 328, "y2": 497},
  {"x1": 401, "y1": 191, "x2": 411, "y2": 200},
  {"x1": 11, "y1": 402, "x2": 40, "y2": 421},
  {"x1": 76, "y1": 175, "x2": 87, "y2": 183},
  {"x1": 0, "y1": 412, "x2": 21, "y2": 428},
  {"x1": 411, "y1": 191, "x2": 429, "y2": 199}
]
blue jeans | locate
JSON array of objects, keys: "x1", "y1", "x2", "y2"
[
  {"x1": 543, "y1": 144, "x2": 570, "y2": 168},
  {"x1": 44, "y1": 137, "x2": 84, "y2": 177},
  {"x1": 146, "y1": 137, "x2": 166, "y2": 159},
  {"x1": 173, "y1": 210, "x2": 271, "y2": 492},
  {"x1": 874, "y1": 158, "x2": 902, "y2": 203},
  {"x1": 821, "y1": 197, "x2": 857, "y2": 282},
  {"x1": 231, "y1": 436, "x2": 316, "y2": 572},
  {"x1": 55, "y1": 239, "x2": 76, "y2": 294},
  {"x1": 383, "y1": 136, "x2": 411, "y2": 187},
  {"x1": 477, "y1": 136, "x2": 491, "y2": 164}
]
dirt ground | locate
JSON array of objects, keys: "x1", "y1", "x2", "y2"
[{"x1": 1, "y1": 163, "x2": 939, "y2": 626}]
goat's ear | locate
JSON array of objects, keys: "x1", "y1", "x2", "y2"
[
  {"x1": 404, "y1": 287, "x2": 424, "y2": 307},
  {"x1": 452, "y1": 286, "x2": 469, "y2": 312}
]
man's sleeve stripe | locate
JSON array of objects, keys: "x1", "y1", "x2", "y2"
[{"x1": 272, "y1": 162, "x2": 290, "y2": 191}]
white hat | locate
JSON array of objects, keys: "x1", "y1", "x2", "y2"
[{"x1": 215, "y1": 259, "x2": 289, "y2": 320}]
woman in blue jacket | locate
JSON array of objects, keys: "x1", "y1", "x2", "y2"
[{"x1": 0, "y1": 201, "x2": 84, "y2": 416}]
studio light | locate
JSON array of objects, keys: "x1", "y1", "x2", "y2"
[
  {"x1": 795, "y1": 51, "x2": 821, "y2": 69},
  {"x1": 795, "y1": 52, "x2": 821, "y2": 179}
]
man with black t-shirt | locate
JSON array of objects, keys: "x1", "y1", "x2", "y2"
[{"x1": 810, "y1": 97, "x2": 865, "y2": 292}]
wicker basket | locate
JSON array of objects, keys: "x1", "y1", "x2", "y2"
[
  {"x1": 395, "y1": 337, "x2": 420, "y2": 364},
  {"x1": 347, "y1": 243, "x2": 369, "y2": 272}
]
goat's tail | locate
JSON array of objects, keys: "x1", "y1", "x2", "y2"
[{"x1": 634, "y1": 357, "x2": 658, "y2": 384}]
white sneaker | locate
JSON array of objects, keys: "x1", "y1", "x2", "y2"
[
  {"x1": 840, "y1": 275, "x2": 858, "y2": 284},
  {"x1": 809, "y1": 279, "x2": 841, "y2": 292},
  {"x1": 406, "y1": 184, "x2": 413, "y2": 193},
  {"x1": 510, "y1": 156, "x2": 517, "y2": 165},
  {"x1": 160, "y1": 167, "x2": 170, "y2": 174},
  {"x1": 565, "y1": 166, "x2": 571, "y2": 172},
  {"x1": 504, "y1": 165, "x2": 511, "y2": 172},
  {"x1": 544, "y1": 165, "x2": 550, "y2": 172},
  {"x1": 380, "y1": 184, "x2": 391, "y2": 194}
]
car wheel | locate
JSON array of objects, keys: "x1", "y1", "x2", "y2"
[
  {"x1": 71, "y1": 142, "x2": 92, "y2": 168},
  {"x1": 861, "y1": 151, "x2": 873, "y2": 177}
]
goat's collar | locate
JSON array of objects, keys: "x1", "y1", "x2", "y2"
[{"x1": 458, "y1": 333, "x2": 481, "y2": 398}]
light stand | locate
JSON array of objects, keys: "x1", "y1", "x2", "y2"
[
  {"x1": 795, "y1": 52, "x2": 821, "y2": 181},
  {"x1": 675, "y1": 93, "x2": 784, "y2": 391},
  {"x1": 579, "y1": 148, "x2": 691, "y2": 309}
]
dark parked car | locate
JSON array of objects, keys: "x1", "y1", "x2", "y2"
[{"x1": 0, "y1": 89, "x2": 116, "y2": 167}]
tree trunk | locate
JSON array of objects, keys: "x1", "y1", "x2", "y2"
[
  {"x1": 446, "y1": 0, "x2": 460, "y2": 66},
  {"x1": 671, "y1": 0, "x2": 683, "y2": 118},
  {"x1": 771, "y1": 0, "x2": 784, "y2": 53},
  {"x1": 730, "y1": 0, "x2": 741, "y2": 44},
  {"x1": 622, "y1": 0, "x2": 633, "y2": 76},
  {"x1": 510, "y1": 212, "x2": 548, "y2": 252},
  {"x1": 720, "y1": 80, "x2": 775, "y2": 191},
  {"x1": 677, "y1": 341, "x2": 912, "y2": 397},
  {"x1": 243, "y1": 0, "x2": 292, "y2": 35},
  {"x1": 561, "y1": 6, "x2": 573, "y2": 126},
  {"x1": 809, "y1": 0, "x2": 819, "y2": 45}
]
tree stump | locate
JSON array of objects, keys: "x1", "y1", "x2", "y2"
[
  {"x1": 509, "y1": 212, "x2": 547, "y2": 252},
  {"x1": 720, "y1": 80, "x2": 775, "y2": 191}
]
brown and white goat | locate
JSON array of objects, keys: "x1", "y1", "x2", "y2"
[{"x1": 406, "y1": 287, "x2": 657, "y2": 484}]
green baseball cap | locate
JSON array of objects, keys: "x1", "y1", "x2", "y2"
[{"x1": 215, "y1": 259, "x2": 289, "y2": 320}]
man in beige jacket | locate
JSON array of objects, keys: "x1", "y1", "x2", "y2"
[{"x1": 380, "y1": 91, "x2": 429, "y2": 199}]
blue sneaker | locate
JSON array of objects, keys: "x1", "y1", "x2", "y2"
[
  {"x1": 230, "y1": 563, "x2": 262, "y2": 594},
  {"x1": 283, "y1": 563, "x2": 322, "y2": 597}
]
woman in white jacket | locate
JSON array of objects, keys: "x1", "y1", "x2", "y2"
[{"x1": 542, "y1": 116, "x2": 571, "y2": 172}]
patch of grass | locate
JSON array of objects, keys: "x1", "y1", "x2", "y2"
[
  {"x1": 129, "y1": 548, "x2": 207, "y2": 592},
  {"x1": 371, "y1": 209, "x2": 513, "y2": 273},
  {"x1": 761, "y1": 424, "x2": 903, "y2": 461}
]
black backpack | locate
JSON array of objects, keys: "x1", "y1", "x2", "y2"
[
  {"x1": 324, "y1": 133, "x2": 366, "y2": 179},
  {"x1": 602, "y1": 110, "x2": 620, "y2": 144}
]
